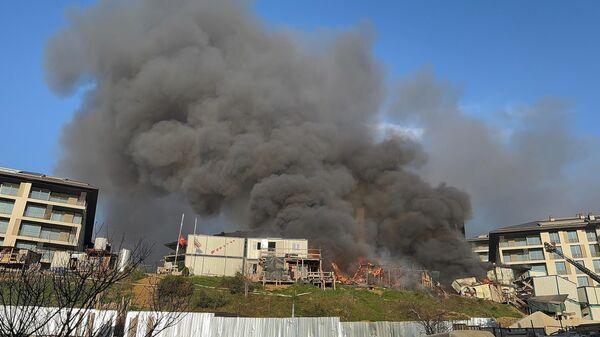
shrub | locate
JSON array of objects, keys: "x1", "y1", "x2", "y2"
[
  {"x1": 303, "y1": 303, "x2": 329, "y2": 317},
  {"x1": 157, "y1": 275, "x2": 194, "y2": 301},
  {"x1": 219, "y1": 272, "x2": 254, "y2": 294},
  {"x1": 192, "y1": 290, "x2": 228, "y2": 309}
]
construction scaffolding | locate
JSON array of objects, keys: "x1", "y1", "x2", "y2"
[{"x1": 259, "y1": 248, "x2": 335, "y2": 288}]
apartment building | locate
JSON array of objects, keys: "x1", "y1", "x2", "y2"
[
  {"x1": 488, "y1": 214, "x2": 600, "y2": 287},
  {"x1": 468, "y1": 234, "x2": 489, "y2": 262},
  {"x1": 0, "y1": 167, "x2": 98, "y2": 263}
]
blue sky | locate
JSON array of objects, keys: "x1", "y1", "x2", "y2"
[{"x1": 1, "y1": 0, "x2": 599, "y2": 173}]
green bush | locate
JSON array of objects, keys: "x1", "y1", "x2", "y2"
[
  {"x1": 157, "y1": 275, "x2": 194, "y2": 301},
  {"x1": 219, "y1": 272, "x2": 253, "y2": 294},
  {"x1": 192, "y1": 290, "x2": 228, "y2": 309},
  {"x1": 302, "y1": 303, "x2": 328, "y2": 317}
]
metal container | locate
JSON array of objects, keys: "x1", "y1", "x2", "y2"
[
  {"x1": 117, "y1": 248, "x2": 131, "y2": 272},
  {"x1": 94, "y1": 237, "x2": 109, "y2": 251}
]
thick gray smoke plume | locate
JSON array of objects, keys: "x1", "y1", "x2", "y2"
[
  {"x1": 46, "y1": 0, "x2": 481, "y2": 279},
  {"x1": 390, "y1": 71, "x2": 596, "y2": 234}
]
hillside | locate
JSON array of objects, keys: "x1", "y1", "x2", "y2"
[{"x1": 122, "y1": 274, "x2": 523, "y2": 322}]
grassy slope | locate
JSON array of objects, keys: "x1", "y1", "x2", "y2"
[{"x1": 186, "y1": 276, "x2": 523, "y2": 321}]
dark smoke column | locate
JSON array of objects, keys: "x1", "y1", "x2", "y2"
[{"x1": 45, "y1": 0, "x2": 482, "y2": 280}]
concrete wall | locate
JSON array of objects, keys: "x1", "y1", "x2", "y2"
[{"x1": 533, "y1": 275, "x2": 582, "y2": 318}]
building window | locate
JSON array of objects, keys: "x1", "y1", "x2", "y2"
[
  {"x1": 529, "y1": 249, "x2": 544, "y2": 261},
  {"x1": 478, "y1": 252, "x2": 489, "y2": 262},
  {"x1": 0, "y1": 182, "x2": 19, "y2": 196},
  {"x1": 590, "y1": 244, "x2": 600, "y2": 258},
  {"x1": 530, "y1": 264, "x2": 548, "y2": 276},
  {"x1": 578, "y1": 276, "x2": 590, "y2": 287},
  {"x1": 594, "y1": 260, "x2": 600, "y2": 273},
  {"x1": 0, "y1": 238, "x2": 4, "y2": 246},
  {"x1": 0, "y1": 199, "x2": 14, "y2": 215},
  {"x1": 514, "y1": 237, "x2": 527, "y2": 247},
  {"x1": 567, "y1": 231, "x2": 579, "y2": 243},
  {"x1": 256, "y1": 242, "x2": 261, "y2": 250},
  {"x1": 24, "y1": 204, "x2": 47, "y2": 218},
  {"x1": 571, "y1": 245, "x2": 584, "y2": 258},
  {"x1": 0, "y1": 218, "x2": 8, "y2": 234},
  {"x1": 549, "y1": 232, "x2": 561, "y2": 244},
  {"x1": 575, "y1": 260, "x2": 586, "y2": 274},
  {"x1": 73, "y1": 214, "x2": 83, "y2": 224},
  {"x1": 252, "y1": 264, "x2": 258, "y2": 274},
  {"x1": 15, "y1": 240, "x2": 37, "y2": 250},
  {"x1": 29, "y1": 188, "x2": 50, "y2": 201},
  {"x1": 268, "y1": 241, "x2": 276, "y2": 252},
  {"x1": 555, "y1": 261, "x2": 568, "y2": 275},
  {"x1": 588, "y1": 230, "x2": 598, "y2": 242},
  {"x1": 19, "y1": 222, "x2": 41, "y2": 238},
  {"x1": 526, "y1": 236, "x2": 542, "y2": 245},
  {"x1": 551, "y1": 246, "x2": 564, "y2": 260}
]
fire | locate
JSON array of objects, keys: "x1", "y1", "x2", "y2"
[
  {"x1": 331, "y1": 259, "x2": 386, "y2": 285},
  {"x1": 331, "y1": 262, "x2": 351, "y2": 284}
]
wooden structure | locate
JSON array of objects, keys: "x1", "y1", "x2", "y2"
[{"x1": 0, "y1": 246, "x2": 41, "y2": 269}]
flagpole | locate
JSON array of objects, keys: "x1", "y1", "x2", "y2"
[
  {"x1": 191, "y1": 217, "x2": 198, "y2": 274},
  {"x1": 173, "y1": 213, "x2": 184, "y2": 271}
]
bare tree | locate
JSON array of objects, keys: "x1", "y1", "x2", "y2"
[
  {"x1": 0, "y1": 266, "x2": 57, "y2": 337},
  {"x1": 408, "y1": 301, "x2": 463, "y2": 335},
  {"x1": 0, "y1": 238, "x2": 188, "y2": 337},
  {"x1": 122, "y1": 275, "x2": 191, "y2": 337}
]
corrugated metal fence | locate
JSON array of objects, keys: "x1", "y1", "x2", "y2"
[{"x1": 2, "y1": 306, "x2": 494, "y2": 337}]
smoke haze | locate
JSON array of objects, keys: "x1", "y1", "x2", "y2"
[
  {"x1": 389, "y1": 71, "x2": 596, "y2": 234},
  {"x1": 46, "y1": 0, "x2": 482, "y2": 279}
]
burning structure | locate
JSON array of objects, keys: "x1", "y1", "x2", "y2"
[{"x1": 161, "y1": 233, "x2": 335, "y2": 287}]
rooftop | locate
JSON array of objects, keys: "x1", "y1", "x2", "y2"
[
  {"x1": 489, "y1": 214, "x2": 600, "y2": 235},
  {"x1": 0, "y1": 167, "x2": 97, "y2": 190}
]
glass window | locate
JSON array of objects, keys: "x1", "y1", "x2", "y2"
[
  {"x1": 529, "y1": 249, "x2": 545, "y2": 261},
  {"x1": 0, "y1": 218, "x2": 8, "y2": 233},
  {"x1": 15, "y1": 241, "x2": 37, "y2": 250},
  {"x1": 527, "y1": 236, "x2": 542, "y2": 245},
  {"x1": 0, "y1": 199, "x2": 14, "y2": 214},
  {"x1": 549, "y1": 232, "x2": 561, "y2": 243},
  {"x1": 29, "y1": 188, "x2": 50, "y2": 201},
  {"x1": 49, "y1": 193, "x2": 67, "y2": 203},
  {"x1": 575, "y1": 260, "x2": 586, "y2": 274},
  {"x1": 571, "y1": 245, "x2": 584, "y2": 258},
  {"x1": 590, "y1": 244, "x2": 600, "y2": 258},
  {"x1": 578, "y1": 276, "x2": 590, "y2": 287},
  {"x1": 551, "y1": 246, "x2": 564, "y2": 259},
  {"x1": 555, "y1": 261, "x2": 567, "y2": 275},
  {"x1": 0, "y1": 238, "x2": 4, "y2": 246},
  {"x1": 50, "y1": 211, "x2": 64, "y2": 222},
  {"x1": 0, "y1": 182, "x2": 19, "y2": 196},
  {"x1": 478, "y1": 252, "x2": 489, "y2": 262},
  {"x1": 588, "y1": 230, "x2": 598, "y2": 242},
  {"x1": 40, "y1": 227, "x2": 61, "y2": 241},
  {"x1": 24, "y1": 204, "x2": 46, "y2": 218},
  {"x1": 503, "y1": 254, "x2": 511, "y2": 263},
  {"x1": 19, "y1": 222, "x2": 41, "y2": 238},
  {"x1": 514, "y1": 237, "x2": 527, "y2": 246},
  {"x1": 73, "y1": 214, "x2": 83, "y2": 225},
  {"x1": 568, "y1": 231, "x2": 579, "y2": 243},
  {"x1": 594, "y1": 260, "x2": 600, "y2": 273},
  {"x1": 530, "y1": 264, "x2": 548, "y2": 276}
]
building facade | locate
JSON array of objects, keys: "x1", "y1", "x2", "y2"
[
  {"x1": 488, "y1": 214, "x2": 600, "y2": 287},
  {"x1": 468, "y1": 234, "x2": 489, "y2": 262},
  {"x1": 0, "y1": 168, "x2": 98, "y2": 263}
]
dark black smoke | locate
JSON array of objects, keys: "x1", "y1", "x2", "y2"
[{"x1": 45, "y1": 0, "x2": 482, "y2": 279}]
